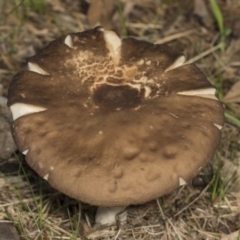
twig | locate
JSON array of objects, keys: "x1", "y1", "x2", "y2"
[
  {"x1": 155, "y1": 29, "x2": 195, "y2": 44},
  {"x1": 156, "y1": 199, "x2": 166, "y2": 220},
  {"x1": 185, "y1": 43, "x2": 222, "y2": 64},
  {"x1": 126, "y1": 22, "x2": 162, "y2": 30},
  {"x1": 174, "y1": 177, "x2": 215, "y2": 218}
]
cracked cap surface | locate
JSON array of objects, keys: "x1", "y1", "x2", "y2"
[{"x1": 8, "y1": 27, "x2": 224, "y2": 206}]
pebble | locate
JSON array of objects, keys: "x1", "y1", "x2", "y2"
[{"x1": 192, "y1": 165, "x2": 213, "y2": 189}]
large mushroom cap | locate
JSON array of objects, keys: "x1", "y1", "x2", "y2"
[{"x1": 8, "y1": 27, "x2": 224, "y2": 206}]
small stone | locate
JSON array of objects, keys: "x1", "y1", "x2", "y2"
[{"x1": 192, "y1": 164, "x2": 213, "y2": 188}]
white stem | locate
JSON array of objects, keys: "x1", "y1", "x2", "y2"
[{"x1": 95, "y1": 206, "x2": 126, "y2": 226}]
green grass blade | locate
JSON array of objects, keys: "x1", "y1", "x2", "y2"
[
  {"x1": 224, "y1": 112, "x2": 240, "y2": 128},
  {"x1": 210, "y1": 0, "x2": 224, "y2": 34},
  {"x1": 115, "y1": 0, "x2": 128, "y2": 37}
]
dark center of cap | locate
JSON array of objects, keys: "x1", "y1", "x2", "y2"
[{"x1": 93, "y1": 84, "x2": 142, "y2": 110}]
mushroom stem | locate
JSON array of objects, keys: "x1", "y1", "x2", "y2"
[{"x1": 95, "y1": 206, "x2": 127, "y2": 226}]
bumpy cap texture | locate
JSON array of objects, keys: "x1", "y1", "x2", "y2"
[{"x1": 8, "y1": 27, "x2": 224, "y2": 206}]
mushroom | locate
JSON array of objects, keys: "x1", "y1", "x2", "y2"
[{"x1": 8, "y1": 27, "x2": 224, "y2": 226}]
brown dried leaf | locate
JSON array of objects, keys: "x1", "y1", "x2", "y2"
[
  {"x1": 224, "y1": 81, "x2": 240, "y2": 103},
  {"x1": 87, "y1": 0, "x2": 115, "y2": 29},
  {"x1": 221, "y1": 159, "x2": 240, "y2": 192},
  {"x1": 221, "y1": 230, "x2": 240, "y2": 240},
  {"x1": 193, "y1": 0, "x2": 213, "y2": 28}
]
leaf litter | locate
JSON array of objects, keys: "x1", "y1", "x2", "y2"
[
  {"x1": 224, "y1": 81, "x2": 240, "y2": 103},
  {"x1": 0, "y1": 0, "x2": 240, "y2": 239}
]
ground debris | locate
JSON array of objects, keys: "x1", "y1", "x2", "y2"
[
  {"x1": 0, "y1": 0, "x2": 240, "y2": 239},
  {"x1": 0, "y1": 96, "x2": 16, "y2": 160},
  {"x1": 224, "y1": 81, "x2": 240, "y2": 103},
  {"x1": 0, "y1": 222, "x2": 20, "y2": 240}
]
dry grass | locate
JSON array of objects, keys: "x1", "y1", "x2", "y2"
[{"x1": 0, "y1": 0, "x2": 240, "y2": 239}]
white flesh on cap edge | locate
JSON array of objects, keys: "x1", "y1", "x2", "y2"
[
  {"x1": 165, "y1": 55, "x2": 186, "y2": 72},
  {"x1": 43, "y1": 173, "x2": 49, "y2": 181},
  {"x1": 213, "y1": 123, "x2": 223, "y2": 130},
  {"x1": 10, "y1": 103, "x2": 47, "y2": 121},
  {"x1": 22, "y1": 149, "x2": 29, "y2": 155},
  {"x1": 179, "y1": 177, "x2": 187, "y2": 186},
  {"x1": 103, "y1": 30, "x2": 121, "y2": 66},
  {"x1": 95, "y1": 206, "x2": 126, "y2": 226},
  {"x1": 64, "y1": 35, "x2": 73, "y2": 48},
  {"x1": 28, "y1": 62, "x2": 49, "y2": 75},
  {"x1": 177, "y1": 88, "x2": 218, "y2": 99}
]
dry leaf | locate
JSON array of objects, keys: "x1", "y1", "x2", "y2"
[
  {"x1": 221, "y1": 159, "x2": 240, "y2": 192},
  {"x1": 224, "y1": 81, "x2": 240, "y2": 103},
  {"x1": 221, "y1": 230, "x2": 240, "y2": 240},
  {"x1": 193, "y1": 0, "x2": 213, "y2": 28},
  {"x1": 87, "y1": 0, "x2": 115, "y2": 29}
]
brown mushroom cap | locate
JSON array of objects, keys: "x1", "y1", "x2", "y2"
[{"x1": 8, "y1": 27, "x2": 224, "y2": 206}]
